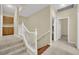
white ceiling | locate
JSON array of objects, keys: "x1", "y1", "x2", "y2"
[
  {"x1": 53, "y1": 4, "x2": 72, "y2": 10},
  {"x1": 19, "y1": 4, "x2": 48, "y2": 17},
  {"x1": 0, "y1": 4, "x2": 72, "y2": 17},
  {"x1": 1, "y1": 4, "x2": 48, "y2": 17}
]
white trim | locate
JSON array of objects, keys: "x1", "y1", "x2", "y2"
[
  {"x1": 54, "y1": 17, "x2": 57, "y2": 41},
  {"x1": 68, "y1": 40, "x2": 76, "y2": 45},
  {"x1": 35, "y1": 28, "x2": 37, "y2": 55},
  {"x1": 77, "y1": 5, "x2": 79, "y2": 49},
  {"x1": 68, "y1": 16, "x2": 70, "y2": 43},
  {"x1": 50, "y1": 5, "x2": 53, "y2": 46},
  {"x1": 38, "y1": 30, "x2": 50, "y2": 40},
  {"x1": 56, "y1": 16, "x2": 70, "y2": 43}
]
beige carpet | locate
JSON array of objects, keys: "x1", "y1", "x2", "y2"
[{"x1": 42, "y1": 40, "x2": 79, "y2": 55}]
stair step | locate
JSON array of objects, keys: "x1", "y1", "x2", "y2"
[
  {"x1": 0, "y1": 39, "x2": 23, "y2": 50},
  {"x1": 7, "y1": 47, "x2": 26, "y2": 55},
  {"x1": 13, "y1": 49, "x2": 28, "y2": 55},
  {"x1": 0, "y1": 42, "x2": 25, "y2": 55}
]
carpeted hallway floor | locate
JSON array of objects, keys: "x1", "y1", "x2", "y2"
[{"x1": 42, "y1": 37, "x2": 79, "y2": 55}]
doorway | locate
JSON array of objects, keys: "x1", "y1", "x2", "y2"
[
  {"x1": 59, "y1": 18, "x2": 68, "y2": 43},
  {"x1": 56, "y1": 17, "x2": 69, "y2": 43}
]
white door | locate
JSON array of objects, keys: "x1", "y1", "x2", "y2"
[
  {"x1": 54, "y1": 18, "x2": 57, "y2": 41},
  {"x1": 57, "y1": 19, "x2": 61, "y2": 40},
  {"x1": 54, "y1": 18, "x2": 61, "y2": 41}
]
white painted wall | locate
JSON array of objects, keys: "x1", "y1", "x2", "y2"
[{"x1": 61, "y1": 19, "x2": 68, "y2": 35}]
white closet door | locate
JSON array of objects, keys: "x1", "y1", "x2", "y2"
[
  {"x1": 54, "y1": 18, "x2": 57, "y2": 41},
  {"x1": 54, "y1": 18, "x2": 61, "y2": 41},
  {"x1": 56, "y1": 19, "x2": 61, "y2": 40}
]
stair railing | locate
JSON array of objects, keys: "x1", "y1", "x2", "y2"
[{"x1": 18, "y1": 22, "x2": 37, "y2": 55}]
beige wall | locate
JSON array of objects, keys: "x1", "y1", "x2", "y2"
[
  {"x1": 37, "y1": 32, "x2": 50, "y2": 48},
  {"x1": 26, "y1": 6, "x2": 50, "y2": 37},
  {"x1": 19, "y1": 16, "x2": 28, "y2": 24},
  {"x1": 61, "y1": 19, "x2": 68, "y2": 35},
  {"x1": 19, "y1": 6, "x2": 50, "y2": 48},
  {"x1": 57, "y1": 7, "x2": 77, "y2": 44}
]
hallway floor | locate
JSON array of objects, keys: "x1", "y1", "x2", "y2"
[{"x1": 42, "y1": 37, "x2": 79, "y2": 55}]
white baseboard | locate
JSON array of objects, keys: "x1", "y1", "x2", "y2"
[{"x1": 68, "y1": 40, "x2": 76, "y2": 45}]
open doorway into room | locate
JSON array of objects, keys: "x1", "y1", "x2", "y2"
[
  {"x1": 59, "y1": 18, "x2": 68, "y2": 43},
  {"x1": 55, "y1": 17, "x2": 69, "y2": 44},
  {"x1": 54, "y1": 17, "x2": 76, "y2": 48}
]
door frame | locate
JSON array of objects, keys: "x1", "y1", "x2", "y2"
[{"x1": 54, "y1": 16, "x2": 70, "y2": 43}]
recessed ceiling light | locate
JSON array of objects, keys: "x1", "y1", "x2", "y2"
[
  {"x1": 7, "y1": 5, "x2": 13, "y2": 8},
  {"x1": 19, "y1": 7, "x2": 22, "y2": 12},
  {"x1": 60, "y1": 4, "x2": 71, "y2": 7},
  {"x1": 60, "y1": 4, "x2": 66, "y2": 7}
]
